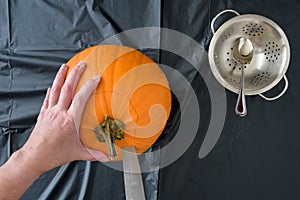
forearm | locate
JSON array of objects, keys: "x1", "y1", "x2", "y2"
[{"x1": 0, "y1": 149, "x2": 43, "y2": 200}]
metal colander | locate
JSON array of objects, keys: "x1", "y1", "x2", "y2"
[{"x1": 208, "y1": 10, "x2": 290, "y2": 101}]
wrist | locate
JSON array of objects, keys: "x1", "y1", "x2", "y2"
[
  {"x1": 20, "y1": 143, "x2": 53, "y2": 175},
  {"x1": 21, "y1": 128, "x2": 62, "y2": 173}
]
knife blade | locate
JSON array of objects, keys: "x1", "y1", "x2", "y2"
[{"x1": 122, "y1": 146, "x2": 146, "y2": 200}]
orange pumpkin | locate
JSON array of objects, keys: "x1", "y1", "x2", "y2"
[{"x1": 66, "y1": 45, "x2": 171, "y2": 161}]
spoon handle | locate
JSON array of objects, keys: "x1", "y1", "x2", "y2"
[{"x1": 235, "y1": 66, "x2": 247, "y2": 117}]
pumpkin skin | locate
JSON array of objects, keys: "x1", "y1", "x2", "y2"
[{"x1": 66, "y1": 45, "x2": 171, "y2": 161}]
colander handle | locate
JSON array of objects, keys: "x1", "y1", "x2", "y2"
[
  {"x1": 211, "y1": 9, "x2": 240, "y2": 34},
  {"x1": 258, "y1": 75, "x2": 289, "y2": 101}
]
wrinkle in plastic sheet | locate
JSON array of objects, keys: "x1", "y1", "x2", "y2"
[
  {"x1": 158, "y1": 1, "x2": 300, "y2": 200},
  {"x1": 0, "y1": 0, "x2": 164, "y2": 199},
  {"x1": 6, "y1": 0, "x2": 299, "y2": 199}
]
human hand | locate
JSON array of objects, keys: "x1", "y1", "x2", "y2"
[{"x1": 22, "y1": 61, "x2": 108, "y2": 174}]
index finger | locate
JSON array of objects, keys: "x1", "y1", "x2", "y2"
[{"x1": 68, "y1": 75, "x2": 101, "y2": 130}]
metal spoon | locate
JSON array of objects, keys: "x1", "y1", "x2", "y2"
[{"x1": 233, "y1": 37, "x2": 253, "y2": 117}]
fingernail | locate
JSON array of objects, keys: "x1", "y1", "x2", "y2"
[
  {"x1": 78, "y1": 61, "x2": 86, "y2": 69},
  {"x1": 100, "y1": 156, "x2": 109, "y2": 162},
  {"x1": 60, "y1": 64, "x2": 67, "y2": 70},
  {"x1": 92, "y1": 75, "x2": 100, "y2": 82},
  {"x1": 87, "y1": 149, "x2": 109, "y2": 162}
]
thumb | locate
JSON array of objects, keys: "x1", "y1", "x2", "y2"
[{"x1": 83, "y1": 147, "x2": 109, "y2": 162}]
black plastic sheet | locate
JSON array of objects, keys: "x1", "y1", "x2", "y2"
[{"x1": 1, "y1": 0, "x2": 300, "y2": 200}]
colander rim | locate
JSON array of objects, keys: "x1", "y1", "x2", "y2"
[{"x1": 208, "y1": 13, "x2": 290, "y2": 95}]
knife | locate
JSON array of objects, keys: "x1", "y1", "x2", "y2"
[{"x1": 122, "y1": 146, "x2": 146, "y2": 200}]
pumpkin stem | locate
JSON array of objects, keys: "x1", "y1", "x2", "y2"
[{"x1": 93, "y1": 115, "x2": 125, "y2": 160}]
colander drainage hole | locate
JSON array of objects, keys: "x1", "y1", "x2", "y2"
[
  {"x1": 242, "y1": 23, "x2": 264, "y2": 36},
  {"x1": 265, "y1": 42, "x2": 281, "y2": 62},
  {"x1": 250, "y1": 72, "x2": 272, "y2": 85}
]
